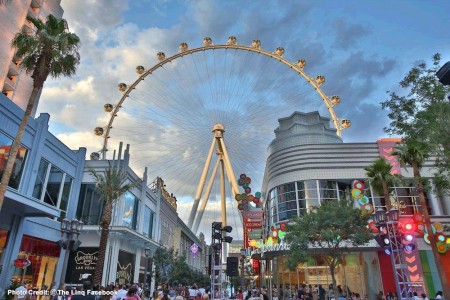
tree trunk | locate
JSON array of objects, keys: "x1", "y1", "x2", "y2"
[
  {"x1": 93, "y1": 200, "x2": 113, "y2": 285},
  {"x1": 0, "y1": 87, "x2": 40, "y2": 212},
  {"x1": 412, "y1": 162, "x2": 450, "y2": 297},
  {"x1": 382, "y1": 181, "x2": 391, "y2": 210}
]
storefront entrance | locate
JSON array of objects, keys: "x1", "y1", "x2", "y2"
[{"x1": 12, "y1": 235, "x2": 60, "y2": 288}]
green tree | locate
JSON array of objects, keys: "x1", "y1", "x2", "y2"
[
  {"x1": 393, "y1": 140, "x2": 450, "y2": 296},
  {"x1": 381, "y1": 53, "x2": 450, "y2": 190},
  {"x1": 286, "y1": 199, "x2": 371, "y2": 297},
  {"x1": 90, "y1": 167, "x2": 140, "y2": 285},
  {"x1": 365, "y1": 157, "x2": 402, "y2": 209},
  {"x1": 0, "y1": 15, "x2": 80, "y2": 212},
  {"x1": 153, "y1": 247, "x2": 176, "y2": 288}
]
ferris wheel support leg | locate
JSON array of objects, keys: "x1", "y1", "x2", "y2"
[
  {"x1": 188, "y1": 137, "x2": 217, "y2": 229},
  {"x1": 192, "y1": 157, "x2": 220, "y2": 234},
  {"x1": 219, "y1": 157, "x2": 227, "y2": 227},
  {"x1": 218, "y1": 138, "x2": 240, "y2": 196}
]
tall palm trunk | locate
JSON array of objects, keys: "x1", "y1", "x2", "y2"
[
  {"x1": 412, "y1": 162, "x2": 450, "y2": 297},
  {"x1": 382, "y1": 181, "x2": 392, "y2": 210},
  {"x1": 0, "y1": 87, "x2": 40, "y2": 209},
  {"x1": 93, "y1": 200, "x2": 113, "y2": 285}
]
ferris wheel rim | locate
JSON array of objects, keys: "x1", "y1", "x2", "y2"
[{"x1": 97, "y1": 39, "x2": 350, "y2": 157}]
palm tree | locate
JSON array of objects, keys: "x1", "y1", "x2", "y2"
[
  {"x1": 0, "y1": 15, "x2": 80, "y2": 211},
  {"x1": 393, "y1": 140, "x2": 450, "y2": 297},
  {"x1": 365, "y1": 157, "x2": 402, "y2": 209},
  {"x1": 90, "y1": 166, "x2": 140, "y2": 285}
]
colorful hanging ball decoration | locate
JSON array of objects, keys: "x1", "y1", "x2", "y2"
[
  {"x1": 413, "y1": 213, "x2": 423, "y2": 223},
  {"x1": 279, "y1": 222, "x2": 287, "y2": 232},
  {"x1": 240, "y1": 174, "x2": 247, "y2": 179},
  {"x1": 272, "y1": 230, "x2": 278, "y2": 239},
  {"x1": 437, "y1": 242, "x2": 447, "y2": 254},
  {"x1": 434, "y1": 222, "x2": 444, "y2": 233},
  {"x1": 278, "y1": 230, "x2": 286, "y2": 240},
  {"x1": 235, "y1": 194, "x2": 242, "y2": 201},
  {"x1": 238, "y1": 204, "x2": 244, "y2": 210},
  {"x1": 416, "y1": 223, "x2": 425, "y2": 234},
  {"x1": 255, "y1": 241, "x2": 262, "y2": 248},
  {"x1": 238, "y1": 178, "x2": 245, "y2": 186},
  {"x1": 243, "y1": 204, "x2": 250, "y2": 211},
  {"x1": 424, "y1": 233, "x2": 430, "y2": 244},
  {"x1": 244, "y1": 177, "x2": 251, "y2": 184},
  {"x1": 353, "y1": 181, "x2": 365, "y2": 190},
  {"x1": 362, "y1": 203, "x2": 374, "y2": 214},
  {"x1": 249, "y1": 239, "x2": 257, "y2": 247},
  {"x1": 247, "y1": 195, "x2": 254, "y2": 202},
  {"x1": 436, "y1": 233, "x2": 447, "y2": 243},
  {"x1": 241, "y1": 193, "x2": 248, "y2": 199},
  {"x1": 242, "y1": 183, "x2": 249, "y2": 189},
  {"x1": 359, "y1": 196, "x2": 369, "y2": 205},
  {"x1": 266, "y1": 237, "x2": 273, "y2": 246},
  {"x1": 245, "y1": 187, "x2": 252, "y2": 194},
  {"x1": 351, "y1": 189, "x2": 363, "y2": 199},
  {"x1": 255, "y1": 192, "x2": 262, "y2": 198},
  {"x1": 253, "y1": 197, "x2": 260, "y2": 204}
]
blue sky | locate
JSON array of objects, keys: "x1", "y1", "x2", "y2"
[{"x1": 37, "y1": 0, "x2": 450, "y2": 236}]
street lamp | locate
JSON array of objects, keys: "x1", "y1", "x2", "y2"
[
  {"x1": 240, "y1": 248, "x2": 246, "y2": 292},
  {"x1": 144, "y1": 248, "x2": 152, "y2": 293},
  {"x1": 58, "y1": 218, "x2": 84, "y2": 285}
]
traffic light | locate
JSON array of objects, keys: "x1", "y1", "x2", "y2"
[{"x1": 226, "y1": 257, "x2": 239, "y2": 276}]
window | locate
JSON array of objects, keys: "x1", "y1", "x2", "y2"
[
  {"x1": 0, "y1": 131, "x2": 28, "y2": 190},
  {"x1": 143, "y1": 206, "x2": 155, "y2": 238},
  {"x1": 32, "y1": 158, "x2": 73, "y2": 218},
  {"x1": 122, "y1": 192, "x2": 140, "y2": 230},
  {"x1": 76, "y1": 184, "x2": 103, "y2": 225}
]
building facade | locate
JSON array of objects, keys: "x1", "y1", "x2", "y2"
[
  {"x1": 254, "y1": 111, "x2": 450, "y2": 299},
  {"x1": 0, "y1": 0, "x2": 64, "y2": 116},
  {"x1": 0, "y1": 94, "x2": 86, "y2": 297}
]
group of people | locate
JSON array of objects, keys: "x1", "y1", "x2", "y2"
[{"x1": 153, "y1": 284, "x2": 210, "y2": 300}]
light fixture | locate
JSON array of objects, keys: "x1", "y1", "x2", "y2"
[
  {"x1": 223, "y1": 226, "x2": 233, "y2": 233},
  {"x1": 61, "y1": 219, "x2": 70, "y2": 232},
  {"x1": 76, "y1": 220, "x2": 84, "y2": 233},
  {"x1": 376, "y1": 209, "x2": 386, "y2": 223},
  {"x1": 213, "y1": 232, "x2": 222, "y2": 240},
  {"x1": 384, "y1": 248, "x2": 391, "y2": 255},
  {"x1": 70, "y1": 219, "x2": 79, "y2": 232},
  {"x1": 405, "y1": 234, "x2": 413, "y2": 242},
  {"x1": 223, "y1": 236, "x2": 233, "y2": 243},
  {"x1": 145, "y1": 248, "x2": 151, "y2": 257},
  {"x1": 383, "y1": 238, "x2": 390, "y2": 245},
  {"x1": 212, "y1": 222, "x2": 222, "y2": 230}
]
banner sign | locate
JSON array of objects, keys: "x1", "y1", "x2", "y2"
[
  {"x1": 117, "y1": 250, "x2": 135, "y2": 285},
  {"x1": 376, "y1": 138, "x2": 402, "y2": 175},
  {"x1": 65, "y1": 247, "x2": 98, "y2": 284}
]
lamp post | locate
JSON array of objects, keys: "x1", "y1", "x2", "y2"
[
  {"x1": 144, "y1": 248, "x2": 151, "y2": 293},
  {"x1": 240, "y1": 248, "x2": 246, "y2": 292},
  {"x1": 58, "y1": 218, "x2": 84, "y2": 285}
]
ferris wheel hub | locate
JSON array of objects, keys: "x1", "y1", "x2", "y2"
[{"x1": 212, "y1": 123, "x2": 225, "y2": 137}]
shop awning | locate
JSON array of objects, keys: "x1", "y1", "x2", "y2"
[
  {"x1": 4, "y1": 189, "x2": 60, "y2": 217},
  {"x1": 83, "y1": 225, "x2": 161, "y2": 251}
]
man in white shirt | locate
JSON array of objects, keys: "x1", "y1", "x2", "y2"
[
  {"x1": 13, "y1": 283, "x2": 28, "y2": 300},
  {"x1": 113, "y1": 284, "x2": 127, "y2": 300}
]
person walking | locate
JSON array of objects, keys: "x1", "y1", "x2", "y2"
[
  {"x1": 125, "y1": 286, "x2": 141, "y2": 300},
  {"x1": 318, "y1": 285, "x2": 325, "y2": 300}
]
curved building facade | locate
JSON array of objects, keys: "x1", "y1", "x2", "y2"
[{"x1": 256, "y1": 111, "x2": 450, "y2": 300}]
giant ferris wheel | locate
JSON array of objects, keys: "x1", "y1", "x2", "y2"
[{"x1": 93, "y1": 36, "x2": 351, "y2": 237}]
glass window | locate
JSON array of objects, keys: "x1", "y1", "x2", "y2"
[
  {"x1": 143, "y1": 206, "x2": 155, "y2": 238},
  {"x1": 0, "y1": 131, "x2": 28, "y2": 190},
  {"x1": 304, "y1": 180, "x2": 319, "y2": 208},
  {"x1": 59, "y1": 176, "x2": 73, "y2": 219},
  {"x1": 43, "y1": 166, "x2": 63, "y2": 207},
  {"x1": 76, "y1": 184, "x2": 103, "y2": 225},
  {"x1": 33, "y1": 159, "x2": 49, "y2": 199},
  {"x1": 122, "y1": 192, "x2": 139, "y2": 229},
  {"x1": 318, "y1": 180, "x2": 338, "y2": 201}
]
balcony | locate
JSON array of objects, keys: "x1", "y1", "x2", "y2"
[
  {"x1": 30, "y1": 0, "x2": 42, "y2": 9},
  {"x1": 8, "y1": 61, "x2": 19, "y2": 76},
  {"x1": 2, "y1": 77, "x2": 15, "y2": 92}
]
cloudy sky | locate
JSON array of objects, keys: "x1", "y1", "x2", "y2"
[{"x1": 37, "y1": 0, "x2": 450, "y2": 239}]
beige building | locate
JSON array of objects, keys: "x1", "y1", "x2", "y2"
[{"x1": 0, "y1": 0, "x2": 63, "y2": 116}]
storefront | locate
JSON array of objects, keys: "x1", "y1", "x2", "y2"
[
  {"x1": 12, "y1": 235, "x2": 60, "y2": 288},
  {"x1": 65, "y1": 247, "x2": 98, "y2": 285}
]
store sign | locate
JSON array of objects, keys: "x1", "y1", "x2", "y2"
[
  {"x1": 245, "y1": 221, "x2": 262, "y2": 229},
  {"x1": 65, "y1": 247, "x2": 98, "y2": 284},
  {"x1": 248, "y1": 230, "x2": 262, "y2": 239},
  {"x1": 116, "y1": 250, "x2": 135, "y2": 285},
  {"x1": 241, "y1": 211, "x2": 262, "y2": 220}
]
